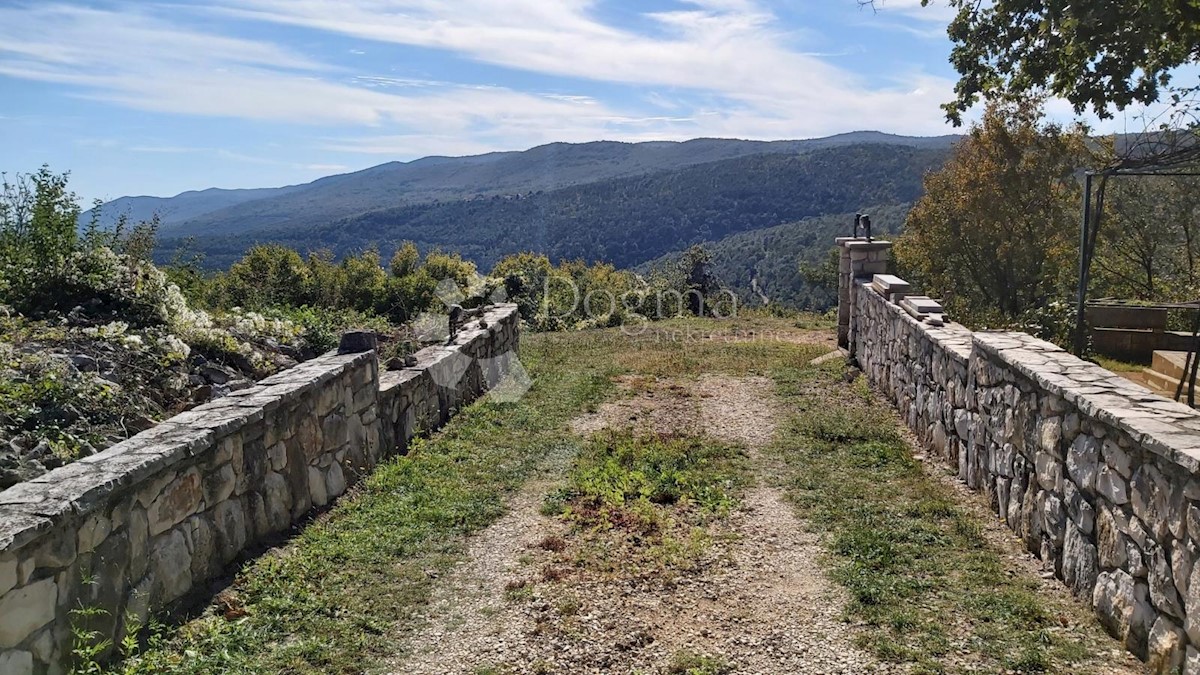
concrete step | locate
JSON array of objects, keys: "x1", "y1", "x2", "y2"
[
  {"x1": 1152, "y1": 350, "x2": 1191, "y2": 381},
  {"x1": 1143, "y1": 367, "x2": 1182, "y2": 396}
]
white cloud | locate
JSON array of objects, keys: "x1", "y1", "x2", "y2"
[
  {"x1": 200, "y1": 0, "x2": 962, "y2": 136},
  {"x1": 0, "y1": 0, "x2": 965, "y2": 158}
]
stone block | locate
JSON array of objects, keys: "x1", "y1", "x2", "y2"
[
  {"x1": 202, "y1": 463, "x2": 236, "y2": 506},
  {"x1": 1150, "y1": 545, "x2": 1185, "y2": 619},
  {"x1": 0, "y1": 556, "x2": 15, "y2": 598},
  {"x1": 308, "y1": 467, "x2": 328, "y2": 508},
  {"x1": 149, "y1": 529, "x2": 191, "y2": 605},
  {"x1": 1147, "y1": 616, "x2": 1186, "y2": 674},
  {"x1": 76, "y1": 513, "x2": 112, "y2": 556},
  {"x1": 184, "y1": 514, "x2": 216, "y2": 581},
  {"x1": 267, "y1": 442, "x2": 287, "y2": 472},
  {"x1": 1035, "y1": 452, "x2": 1062, "y2": 492},
  {"x1": 1092, "y1": 569, "x2": 1154, "y2": 658},
  {"x1": 262, "y1": 472, "x2": 290, "y2": 532},
  {"x1": 1062, "y1": 521, "x2": 1099, "y2": 597},
  {"x1": 325, "y1": 462, "x2": 346, "y2": 499},
  {"x1": 1131, "y1": 464, "x2": 1173, "y2": 541},
  {"x1": 1067, "y1": 434, "x2": 1100, "y2": 492},
  {"x1": 147, "y1": 468, "x2": 202, "y2": 537},
  {"x1": 212, "y1": 499, "x2": 247, "y2": 564},
  {"x1": 0, "y1": 650, "x2": 32, "y2": 675},
  {"x1": 1103, "y1": 438, "x2": 1133, "y2": 478},
  {"x1": 320, "y1": 413, "x2": 347, "y2": 456},
  {"x1": 0, "y1": 578, "x2": 57, "y2": 648},
  {"x1": 1097, "y1": 466, "x2": 1130, "y2": 505}
]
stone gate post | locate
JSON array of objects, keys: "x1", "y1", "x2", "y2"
[{"x1": 835, "y1": 237, "x2": 892, "y2": 352}]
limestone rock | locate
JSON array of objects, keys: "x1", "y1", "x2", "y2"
[
  {"x1": 308, "y1": 466, "x2": 329, "y2": 507},
  {"x1": 203, "y1": 463, "x2": 236, "y2": 506},
  {"x1": 1062, "y1": 522, "x2": 1099, "y2": 598},
  {"x1": 1092, "y1": 569, "x2": 1155, "y2": 658},
  {"x1": 0, "y1": 578, "x2": 57, "y2": 648},
  {"x1": 1150, "y1": 546, "x2": 1185, "y2": 619},
  {"x1": 325, "y1": 461, "x2": 346, "y2": 499},
  {"x1": 1066, "y1": 434, "x2": 1099, "y2": 492},
  {"x1": 1147, "y1": 616, "x2": 1186, "y2": 674},
  {"x1": 1097, "y1": 466, "x2": 1129, "y2": 505},
  {"x1": 262, "y1": 471, "x2": 291, "y2": 531},
  {"x1": 1131, "y1": 465, "x2": 1172, "y2": 541},
  {"x1": 147, "y1": 468, "x2": 202, "y2": 536},
  {"x1": 337, "y1": 330, "x2": 377, "y2": 355},
  {"x1": 149, "y1": 529, "x2": 192, "y2": 605},
  {"x1": 1063, "y1": 481, "x2": 1095, "y2": 534},
  {"x1": 1035, "y1": 452, "x2": 1062, "y2": 492},
  {"x1": 1039, "y1": 416, "x2": 1062, "y2": 455},
  {"x1": 0, "y1": 556, "x2": 17, "y2": 598},
  {"x1": 0, "y1": 650, "x2": 32, "y2": 675},
  {"x1": 1103, "y1": 438, "x2": 1133, "y2": 478}
]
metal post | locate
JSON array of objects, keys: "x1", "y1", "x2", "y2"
[{"x1": 1074, "y1": 173, "x2": 1093, "y2": 356}]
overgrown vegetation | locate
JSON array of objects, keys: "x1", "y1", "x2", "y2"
[
  {"x1": 0, "y1": 169, "x2": 397, "y2": 482},
  {"x1": 771, "y1": 361, "x2": 1123, "y2": 673},
  {"x1": 542, "y1": 431, "x2": 746, "y2": 576}
]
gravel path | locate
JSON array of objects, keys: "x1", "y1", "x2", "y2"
[{"x1": 390, "y1": 374, "x2": 891, "y2": 674}]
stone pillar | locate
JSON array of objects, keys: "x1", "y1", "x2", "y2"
[{"x1": 836, "y1": 238, "x2": 892, "y2": 353}]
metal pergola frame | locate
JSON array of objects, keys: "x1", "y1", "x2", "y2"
[
  {"x1": 1074, "y1": 168, "x2": 1200, "y2": 352},
  {"x1": 1074, "y1": 168, "x2": 1200, "y2": 404}
]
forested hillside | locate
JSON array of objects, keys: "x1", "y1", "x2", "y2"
[
  {"x1": 643, "y1": 205, "x2": 910, "y2": 311},
  {"x1": 165, "y1": 143, "x2": 947, "y2": 271},
  {"x1": 104, "y1": 133, "x2": 953, "y2": 240}
]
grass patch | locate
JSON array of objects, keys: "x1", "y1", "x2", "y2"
[
  {"x1": 543, "y1": 432, "x2": 747, "y2": 577},
  {"x1": 665, "y1": 649, "x2": 734, "y2": 675},
  {"x1": 770, "y1": 363, "x2": 1118, "y2": 673}
]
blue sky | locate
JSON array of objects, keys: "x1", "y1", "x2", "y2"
[{"x1": 0, "y1": 0, "x2": 1139, "y2": 203}]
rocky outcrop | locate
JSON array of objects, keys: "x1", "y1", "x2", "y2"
[
  {"x1": 0, "y1": 304, "x2": 519, "y2": 673},
  {"x1": 839, "y1": 239, "x2": 1200, "y2": 672}
]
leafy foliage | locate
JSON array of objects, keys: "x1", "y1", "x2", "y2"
[
  {"x1": 0, "y1": 169, "x2": 395, "y2": 479},
  {"x1": 895, "y1": 100, "x2": 1092, "y2": 324},
  {"x1": 934, "y1": 0, "x2": 1200, "y2": 124},
  {"x1": 643, "y1": 205, "x2": 911, "y2": 311},
  {"x1": 1091, "y1": 173, "x2": 1200, "y2": 302}
]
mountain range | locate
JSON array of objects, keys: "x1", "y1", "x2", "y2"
[{"x1": 87, "y1": 131, "x2": 959, "y2": 307}]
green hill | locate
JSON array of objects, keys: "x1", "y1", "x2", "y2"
[
  {"x1": 164, "y1": 143, "x2": 946, "y2": 271},
  {"x1": 642, "y1": 205, "x2": 911, "y2": 311}
]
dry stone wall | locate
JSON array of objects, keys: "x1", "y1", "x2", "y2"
[
  {"x1": 0, "y1": 304, "x2": 520, "y2": 674},
  {"x1": 841, "y1": 239, "x2": 1200, "y2": 673}
]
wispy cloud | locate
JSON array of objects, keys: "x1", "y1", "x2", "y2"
[
  {"x1": 0, "y1": 0, "x2": 964, "y2": 162},
  {"x1": 203, "y1": 0, "x2": 958, "y2": 134}
]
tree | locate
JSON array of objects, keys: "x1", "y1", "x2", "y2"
[
  {"x1": 1093, "y1": 175, "x2": 1200, "y2": 301},
  {"x1": 224, "y1": 244, "x2": 311, "y2": 309},
  {"x1": 895, "y1": 99, "x2": 1093, "y2": 322},
  {"x1": 928, "y1": 0, "x2": 1200, "y2": 126}
]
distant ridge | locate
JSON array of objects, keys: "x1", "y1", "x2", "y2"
[
  {"x1": 88, "y1": 133, "x2": 959, "y2": 237},
  {"x1": 159, "y1": 140, "x2": 952, "y2": 271}
]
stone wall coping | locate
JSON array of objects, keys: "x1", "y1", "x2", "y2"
[
  {"x1": 842, "y1": 240, "x2": 893, "y2": 252},
  {"x1": 377, "y1": 305, "x2": 517, "y2": 393},
  {"x1": 973, "y1": 330, "x2": 1200, "y2": 474},
  {"x1": 855, "y1": 279, "x2": 973, "y2": 362}
]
